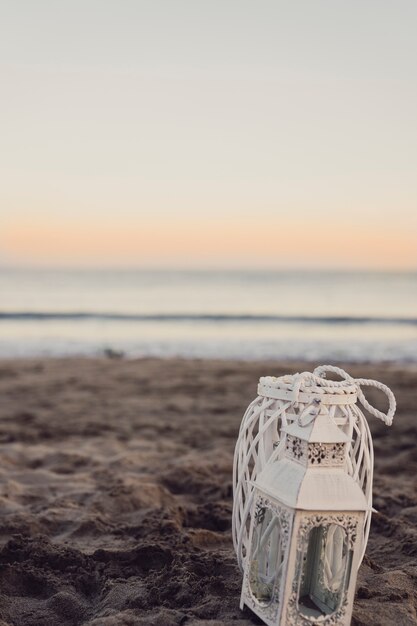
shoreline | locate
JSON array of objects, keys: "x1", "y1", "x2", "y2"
[{"x1": 3, "y1": 354, "x2": 417, "y2": 366}]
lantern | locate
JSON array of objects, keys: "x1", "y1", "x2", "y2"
[{"x1": 233, "y1": 366, "x2": 396, "y2": 626}]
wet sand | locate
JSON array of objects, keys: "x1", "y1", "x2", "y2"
[{"x1": 0, "y1": 358, "x2": 415, "y2": 626}]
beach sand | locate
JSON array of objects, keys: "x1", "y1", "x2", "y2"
[{"x1": 0, "y1": 357, "x2": 415, "y2": 626}]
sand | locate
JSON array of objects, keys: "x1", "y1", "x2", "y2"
[{"x1": 0, "y1": 357, "x2": 415, "y2": 626}]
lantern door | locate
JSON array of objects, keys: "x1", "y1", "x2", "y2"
[
  {"x1": 240, "y1": 491, "x2": 293, "y2": 626},
  {"x1": 283, "y1": 512, "x2": 365, "y2": 626}
]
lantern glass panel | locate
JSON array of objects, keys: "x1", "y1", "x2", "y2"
[
  {"x1": 249, "y1": 506, "x2": 284, "y2": 606},
  {"x1": 298, "y1": 523, "x2": 353, "y2": 619}
]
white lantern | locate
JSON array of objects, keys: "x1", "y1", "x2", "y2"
[{"x1": 233, "y1": 366, "x2": 396, "y2": 626}]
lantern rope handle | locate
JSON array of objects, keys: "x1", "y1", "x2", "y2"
[{"x1": 312, "y1": 365, "x2": 396, "y2": 426}]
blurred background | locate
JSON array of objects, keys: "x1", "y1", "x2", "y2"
[{"x1": 1, "y1": 1, "x2": 416, "y2": 361}]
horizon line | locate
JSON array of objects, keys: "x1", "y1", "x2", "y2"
[{"x1": 1, "y1": 264, "x2": 417, "y2": 274}]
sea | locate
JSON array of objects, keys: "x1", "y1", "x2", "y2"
[{"x1": 1, "y1": 268, "x2": 416, "y2": 362}]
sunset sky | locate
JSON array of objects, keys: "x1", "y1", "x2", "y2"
[{"x1": 1, "y1": 1, "x2": 416, "y2": 269}]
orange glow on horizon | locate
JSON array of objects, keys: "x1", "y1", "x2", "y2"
[{"x1": 3, "y1": 215, "x2": 416, "y2": 270}]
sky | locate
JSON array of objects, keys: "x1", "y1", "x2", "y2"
[{"x1": 1, "y1": 0, "x2": 416, "y2": 269}]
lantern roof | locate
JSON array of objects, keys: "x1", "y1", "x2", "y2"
[
  {"x1": 283, "y1": 413, "x2": 350, "y2": 444},
  {"x1": 254, "y1": 459, "x2": 368, "y2": 511},
  {"x1": 256, "y1": 410, "x2": 367, "y2": 511}
]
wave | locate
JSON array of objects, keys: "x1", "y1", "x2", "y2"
[{"x1": 1, "y1": 312, "x2": 417, "y2": 325}]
